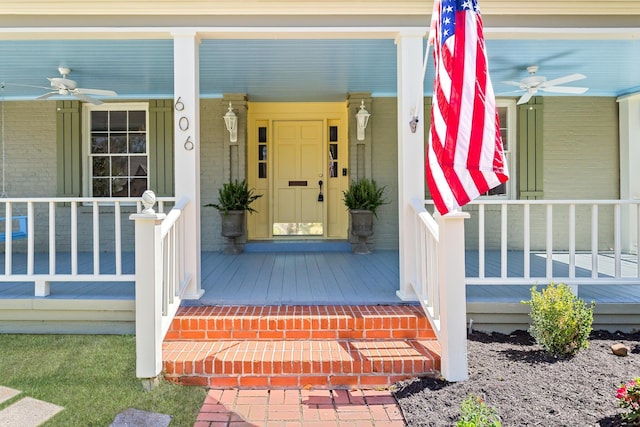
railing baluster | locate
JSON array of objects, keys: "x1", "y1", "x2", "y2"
[
  {"x1": 501, "y1": 203, "x2": 507, "y2": 279},
  {"x1": 591, "y1": 204, "x2": 598, "y2": 279},
  {"x1": 478, "y1": 204, "x2": 485, "y2": 279},
  {"x1": 615, "y1": 203, "x2": 621, "y2": 278},
  {"x1": 27, "y1": 202, "x2": 34, "y2": 275},
  {"x1": 569, "y1": 204, "x2": 575, "y2": 279},
  {"x1": 524, "y1": 204, "x2": 530, "y2": 279},
  {"x1": 93, "y1": 201, "x2": 100, "y2": 275},
  {"x1": 115, "y1": 202, "x2": 122, "y2": 275},
  {"x1": 71, "y1": 201, "x2": 78, "y2": 275},
  {"x1": 546, "y1": 204, "x2": 553, "y2": 278},
  {"x1": 49, "y1": 202, "x2": 56, "y2": 274},
  {"x1": 4, "y1": 202, "x2": 12, "y2": 274},
  {"x1": 636, "y1": 203, "x2": 640, "y2": 278}
]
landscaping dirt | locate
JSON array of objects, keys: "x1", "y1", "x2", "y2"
[{"x1": 394, "y1": 330, "x2": 640, "y2": 426}]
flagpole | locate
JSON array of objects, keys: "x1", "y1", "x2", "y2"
[
  {"x1": 410, "y1": 42, "x2": 431, "y2": 133},
  {"x1": 410, "y1": 0, "x2": 438, "y2": 133}
]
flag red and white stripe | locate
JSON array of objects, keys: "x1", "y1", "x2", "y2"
[{"x1": 426, "y1": 0, "x2": 509, "y2": 215}]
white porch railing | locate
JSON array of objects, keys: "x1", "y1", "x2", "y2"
[
  {"x1": 130, "y1": 192, "x2": 192, "y2": 379},
  {"x1": 0, "y1": 196, "x2": 173, "y2": 296},
  {"x1": 446, "y1": 199, "x2": 640, "y2": 289},
  {"x1": 409, "y1": 197, "x2": 469, "y2": 382}
]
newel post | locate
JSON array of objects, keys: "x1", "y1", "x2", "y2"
[
  {"x1": 130, "y1": 191, "x2": 166, "y2": 381},
  {"x1": 437, "y1": 210, "x2": 470, "y2": 382}
]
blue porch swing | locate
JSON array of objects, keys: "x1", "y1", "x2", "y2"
[{"x1": 0, "y1": 83, "x2": 27, "y2": 242}]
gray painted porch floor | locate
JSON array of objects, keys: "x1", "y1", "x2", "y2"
[{"x1": 1, "y1": 250, "x2": 639, "y2": 304}]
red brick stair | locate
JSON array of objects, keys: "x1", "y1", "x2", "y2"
[{"x1": 163, "y1": 305, "x2": 440, "y2": 389}]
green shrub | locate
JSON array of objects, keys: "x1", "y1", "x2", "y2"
[
  {"x1": 457, "y1": 394, "x2": 501, "y2": 427},
  {"x1": 523, "y1": 282, "x2": 594, "y2": 356}
]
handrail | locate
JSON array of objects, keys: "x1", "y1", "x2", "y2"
[
  {"x1": 131, "y1": 192, "x2": 191, "y2": 379},
  {"x1": 409, "y1": 197, "x2": 469, "y2": 381}
]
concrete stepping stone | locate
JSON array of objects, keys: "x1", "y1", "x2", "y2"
[
  {"x1": 0, "y1": 386, "x2": 20, "y2": 404},
  {"x1": 109, "y1": 408, "x2": 172, "y2": 427},
  {"x1": 0, "y1": 396, "x2": 64, "y2": 427}
]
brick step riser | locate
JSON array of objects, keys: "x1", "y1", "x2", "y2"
[
  {"x1": 166, "y1": 306, "x2": 435, "y2": 341},
  {"x1": 165, "y1": 373, "x2": 424, "y2": 389}
]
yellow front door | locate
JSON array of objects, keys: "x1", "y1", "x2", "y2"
[
  {"x1": 273, "y1": 120, "x2": 324, "y2": 235},
  {"x1": 246, "y1": 102, "x2": 349, "y2": 240}
]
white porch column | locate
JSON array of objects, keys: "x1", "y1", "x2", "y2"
[
  {"x1": 617, "y1": 92, "x2": 640, "y2": 253},
  {"x1": 172, "y1": 32, "x2": 204, "y2": 299},
  {"x1": 130, "y1": 205, "x2": 166, "y2": 380},
  {"x1": 395, "y1": 31, "x2": 426, "y2": 301}
]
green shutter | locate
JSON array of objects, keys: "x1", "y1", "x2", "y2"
[
  {"x1": 148, "y1": 100, "x2": 174, "y2": 197},
  {"x1": 56, "y1": 100, "x2": 82, "y2": 197},
  {"x1": 518, "y1": 97, "x2": 544, "y2": 199}
]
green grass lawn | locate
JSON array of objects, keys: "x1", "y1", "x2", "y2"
[{"x1": 0, "y1": 334, "x2": 207, "y2": 426}]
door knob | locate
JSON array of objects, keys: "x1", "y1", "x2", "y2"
[{"x1": 318, "y1": 180, "x2": 324, "y2": 202}]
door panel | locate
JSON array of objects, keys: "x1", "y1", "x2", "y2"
[{"x1": 273, "y1": 121, "x2": 323, "y2": 235}]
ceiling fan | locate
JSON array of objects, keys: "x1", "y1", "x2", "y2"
[
  {"x1": 35, "y1": 67, "x2": 117, "y2": 105},
  {"x1": 502, "y1": 65, "x2": 588, "y2": 105}
]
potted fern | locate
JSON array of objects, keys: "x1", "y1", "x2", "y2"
[
  {"x1": 206, "y1": 179, "x2": 262, "y2": 254},
  {"x1": 342, "y1": 178, "x2": 388, "y2": 254}
]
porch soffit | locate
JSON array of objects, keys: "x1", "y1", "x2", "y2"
[{"x1": 2, "y1": 0, "x2": 640, "y2": 16}]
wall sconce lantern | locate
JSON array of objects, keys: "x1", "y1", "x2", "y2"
[
  {"x1": 355, "y1": 100, "x2": 370, "y2": 141},
  {"x1": 223, "y1": 102, "x2": 238, "y2": 142}
]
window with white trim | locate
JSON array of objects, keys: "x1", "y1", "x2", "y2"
[
  {"x1": 480, "y1": 99, "x2": 516, "y2": 198},
  {"x1": 83, "y1": 103, "x2": 149, "y2": 198}
]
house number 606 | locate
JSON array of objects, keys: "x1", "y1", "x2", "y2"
[{"x1": 175, "y1": 97, "x2": 193, "y2": 150}]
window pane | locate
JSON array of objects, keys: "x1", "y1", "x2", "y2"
[
  {"x1": 92, "y1": 157, "x2": 109, "y2": 177},
  {"x1": 112, "y1": 178, "x2": 128, "y2": 197},
  {"x1": 110, "y1": 134, "x2": 127, "y2": 153},
  {"x1": 329, "y1": 144, "x2": 338, "y2": 160},
  {"x1": 130, "y1": 156, "x2": 147, "y2": 176},
  {"x1": 501, "y1": 129, "x2": 508, "y2": 151},
  {"x1": 258, "y1": 145, "x2": 267, "y2": 161},
  {"x1": 111, "y1": 156, "x2": 128, "y2": 176},
  {"x1": 110, "y1": 111, "x2": 127, "y2": 131},
  {"x1": 129, "y1": 111, "x2": 146, "y2": 131},
  {"x1": 258, "y1": 163, "x2": 267, "y2": 179},
  {"x1": 258, "y1": 127, "x2": 267, "y2": 143},
  {"x1": 329, "y1": 161, "x2": 338, "y2": 178},
  {"x1": 93, "y1": 178, "x2": 110, "y2": 197},
  {"x1": 91, "y1": 111, "x2": 108, "y2": 132},
  {"x1": 130, "y1": 178, "x2": 147, "y2": 197},
  {"x1": 329, "y1": 126, "x2": 338, "y2": 142},
  {"x1": 129, "y1": 134, "x2": 146, "y2": 153},
  {"x1": 91, "y1": 135, "x2": 108, "y2": 153}
]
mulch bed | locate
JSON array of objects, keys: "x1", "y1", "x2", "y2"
[{"x1": 394, "y1": 330, "x2": 640, "y2": 426}]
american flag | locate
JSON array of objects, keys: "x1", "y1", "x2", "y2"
[{"x1": 426, "y1": 0, "x2": 509, "y2": 215}]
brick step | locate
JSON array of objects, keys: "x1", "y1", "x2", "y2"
[
  {"x1": 164, "y1": 305, "x2": 440, "y2": 389},
  {"x1": 166, "y1": 305, "x2": 435, "y2": 341},
  {"x1": 163, "y1": 338, "x2": 440, "y2": 389}
]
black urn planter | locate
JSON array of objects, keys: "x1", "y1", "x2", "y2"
[
  {"x1": 349, "y1": 209, "x2": 374, "y2": 254},
  {"x1": 220, "y1": 210, "x2": 245, "y2": 254}
]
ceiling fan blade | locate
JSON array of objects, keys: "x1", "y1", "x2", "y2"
[
  {"x1": 74, "y1": 92, "x2": 103, "y2": 105},
  {"x1": 76, "y1": 88, "x2": 117, "y2": 96},
  {"x1": 517, "y1": 91, "x2": 534, "y2": 105},
  {"x1": 539, "y1": 86, "x2": 588, "y2": 94},
  {"x1": 501, "y1": 81, "x2": 525, "y2": 88},
  {"x1": 36, "y1": 91, "x2": 58, "y2": 100},
  {"x1": 540, "y1": 73, "x2": 586, "y2": 88},
  {"x1": 6, "y1": 83, "x2": 52, "y2": 91}
]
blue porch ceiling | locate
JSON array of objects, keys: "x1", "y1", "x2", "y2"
[{"x1": 0, "y1": 38, "x2": 639, "y2": 102}]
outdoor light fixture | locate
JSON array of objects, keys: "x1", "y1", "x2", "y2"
[
  {"x1": 355, "y1": 100, "x2": 370, "y2": 141},
  {"x1": 223, "y1": 102, "x2": 238, "y2": 142}
]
